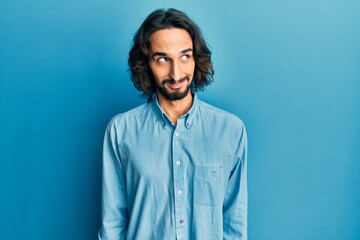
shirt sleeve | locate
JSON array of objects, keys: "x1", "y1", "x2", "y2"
[
  {"x1": 223, "y1": 122, "x2": 248, "y2": 239},
  {"x1": 98, "y1": 120, "x2": 128, "y2": 240}
]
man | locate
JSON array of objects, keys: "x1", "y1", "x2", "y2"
[{"x1": 99, "y1": 8, "x2": 247, "y2": 240}]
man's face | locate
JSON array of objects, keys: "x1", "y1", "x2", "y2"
[{"x1": 148, "y1": 28, "x2": 195, "y2": 101}]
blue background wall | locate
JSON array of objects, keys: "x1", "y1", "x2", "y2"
[{"x1": 1, "y1": 0, "x2": 359, "y2": 239}]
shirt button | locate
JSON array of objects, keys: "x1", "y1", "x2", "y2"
[
  {"x1": 175, "y1": 132, "x2": 179, "y2": 137},
  {"x1": 176, "y1": 161, "x2": 180, "y2": 165},
  {"x1": 179, "y1": 219, "x2": 184, "y2": 224},
  {"x1": 177, "y1": 190, "x2": 182, "y2": 195}
]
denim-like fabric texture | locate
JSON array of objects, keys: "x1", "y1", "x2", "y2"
[{"x1": 99, "y1": 95, "x2": 247, "y2": 240}]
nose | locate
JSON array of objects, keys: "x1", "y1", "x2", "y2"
[{"x1": 170, "y1": 61, "x2": 181, "y2": 81}]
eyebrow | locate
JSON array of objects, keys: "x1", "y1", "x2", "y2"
[
  {"x1": 181, "y1": 48, "x2": 193, "y2": 54},
  {"x1": 151, "y1": 48, "x2": 193, "y2": 58}
]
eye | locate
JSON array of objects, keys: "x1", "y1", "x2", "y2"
[
  {"x1": 180, "y1": 55, "x2": 190, "y2": 61},
  {"x1": 157, "y1": 57, "x2": 167, "y2": 63}
]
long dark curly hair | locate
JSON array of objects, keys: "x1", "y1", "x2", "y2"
[{"x1": 128, "y1": 8, "x2": 214, "y2": 101}]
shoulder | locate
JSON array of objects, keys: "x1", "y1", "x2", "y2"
[
  {"x1": 106, "y1": 103, "x2": 149, "y2": 129},
  {"x1": 197, "y1": 99, "x2": 247, "y2": 153},
  {"x1": 197, "y1": 99, "x2": 247, "y2": 143},
  {"x1": 198, "y1": 100, "x2": 245, "y2": 128}
]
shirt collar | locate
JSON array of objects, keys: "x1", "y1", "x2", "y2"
[{"x1": 151, "y1": 93, "x2": 200, "y2": 130}]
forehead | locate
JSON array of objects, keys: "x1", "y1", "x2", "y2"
[{"x1": 149, "y1": 28, "x2": 193, "y2": 54}]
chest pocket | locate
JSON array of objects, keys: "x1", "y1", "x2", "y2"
[{"x1": 193, "y1": 165, "x2": 224, "y2": 206}]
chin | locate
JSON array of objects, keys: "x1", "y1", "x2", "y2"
[{"x1": 159, "y1": 85, "x2": 191, "y2": 101}]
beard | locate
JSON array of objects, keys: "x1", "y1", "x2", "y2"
[{"x1": 156, "y1": 76, "x2": 191, "y2": 101}]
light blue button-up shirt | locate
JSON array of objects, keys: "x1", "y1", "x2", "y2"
[{"x1": 98, "y1": 94, "x2": 247, "y2": 240}]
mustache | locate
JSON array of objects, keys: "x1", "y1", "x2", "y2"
[{"x1": 162, "y1": 76, "x2": 190, "y2": 85}]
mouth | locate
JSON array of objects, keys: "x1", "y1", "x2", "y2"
[
  {"x1": 163, "y1": 77, "x2": 189, "y2": 90},
  {"x1": 167, "y1": 81, "x2": 185, "y2": 89}
]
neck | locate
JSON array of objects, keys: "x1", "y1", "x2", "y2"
[{"x1": 157, "y1": 91, "x2": 194, "y2": 125}]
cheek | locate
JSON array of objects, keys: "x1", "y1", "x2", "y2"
[
  {"x1": 184, "y1": 61, "x2": 196, "y2": 75},
  {"x1": 150, "y1": 65, "x2": 168, "y2": 80}
]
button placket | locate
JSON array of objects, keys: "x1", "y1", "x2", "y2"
[{"x1": 172, "y1": 120, "x2": 186, "y2": 239}]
